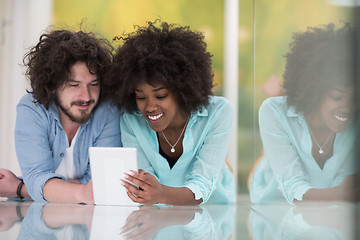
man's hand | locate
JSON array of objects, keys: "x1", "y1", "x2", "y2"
[{"x1": 0, "y1": 169, "x2": 21, "y2": 198}]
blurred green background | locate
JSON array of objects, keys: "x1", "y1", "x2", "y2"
[{"x1": 54, "y1": 0, "x2": 354, "y2": 194}]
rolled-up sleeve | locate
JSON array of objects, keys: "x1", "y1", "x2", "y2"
[
  {"x1": 258, "y1": 98, "x2": 312, "y2": 203},
  {"x1": 184, "y1": 99, "x2": 234, "y2": 203},
  {"x1": 15, "y1": 101, "x2": 65, "y2": 202}
]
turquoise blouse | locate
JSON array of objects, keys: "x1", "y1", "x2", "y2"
[
  {"x1": 250, "y1": 96, "x2": 357, "y2": 204},
  {"x1": 120, "y1": 96, "x2": 236, "y2": 204}
]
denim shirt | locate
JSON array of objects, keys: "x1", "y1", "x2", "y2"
[
  {"x1": 121, "y1": 96, "x2": 236, "y2": 204},
  {"x1": 15, "y1": 94, "x2": 122, "y2": 202}
]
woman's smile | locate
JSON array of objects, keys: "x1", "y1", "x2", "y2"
[{"x1": 147, "y1": 113, "x2": 164, "y2": 121}]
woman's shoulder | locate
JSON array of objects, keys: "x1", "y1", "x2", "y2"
[
  {"x1": 121, "y1": 110, "x2": 142, "y2": 121},
  {"x1": 259, "y1": 96, "x2": 290, "y2": 116},
  {"x1": 206, "y1": 96, "x2": 233, "y2": 114},
  {"x1": 261, "y1": 96, "x2": 287, "y2": 107},
  {"x1": 209, "y1": 95, "x2": 230, "y2": 105},
  {"x1": 120, "y1": 110, "x2": 149, "y2": 130}
]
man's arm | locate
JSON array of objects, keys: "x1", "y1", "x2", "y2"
[
  {"x1": 43, "y1": 178, "x2": 93, "y2": 204},
  {"x1": 0, "y1": 169, "x2": 30, "y2": 199}
]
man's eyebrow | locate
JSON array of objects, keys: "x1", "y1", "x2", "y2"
[
  {"x1": 67, "y1": 79, "x2": 79, "y2": 83},
  {"x1": 66, "y1": 79, "x2": 99, "y2": 83}
]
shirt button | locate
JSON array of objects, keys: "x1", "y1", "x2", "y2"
[{"x1": 60, "y1": 153, "x2": 64, "y2": 157}]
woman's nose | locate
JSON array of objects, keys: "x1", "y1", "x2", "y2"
[{"x1": 145, "y1": 99, "x2": 157, "y2": 112}]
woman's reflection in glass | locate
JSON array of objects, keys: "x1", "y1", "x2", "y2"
[{"x1": 250, "y1": 22, "x2": 359, "y2": 204}]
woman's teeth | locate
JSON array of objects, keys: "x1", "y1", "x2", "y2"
[
  {"x1": 148, "y1": 113, "x2": 163, "y2": 120},
  {"x1": 334, "y1": 115, "x2": 348, "y2": 122}
]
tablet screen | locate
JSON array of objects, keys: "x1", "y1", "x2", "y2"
[{"x1": 89, "y1": 147, "x2": 138, "y2": 206}]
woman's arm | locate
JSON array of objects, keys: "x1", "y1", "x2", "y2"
[
  {"x1": 256, "y1": 98, "x2": 312, "y2": 203},
  {"x1": 182, "y1": 98, "x2": 235, "y2": 203},
  {"x1": 122, "y1": 170, "x2": 202, "y2": 205},
  {"x1": 301, "y1": 172, "x2": 360, "y2": 202}
]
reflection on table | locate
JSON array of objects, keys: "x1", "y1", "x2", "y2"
[
  {"x1": 249, "y1": 202, "x2": 358, "y2": 240},
  {"x1": 1, "y1": 199, "x2": 358, "y2": 240},
  {"x1": 0, "y1": 200, "x2": 236, "y2": 240}
]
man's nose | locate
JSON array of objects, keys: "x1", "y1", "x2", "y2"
[{"x1": 79, "y1": 85, "x2": 91, "y2": 101}]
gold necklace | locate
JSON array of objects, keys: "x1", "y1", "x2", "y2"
[
  {"x1": 161, "y1": 118, "x2": 189, "y2": 153},
  {"x1": 308, "y1": 126, "x2": 332, "y2": 154}
]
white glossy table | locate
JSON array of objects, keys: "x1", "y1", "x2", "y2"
[{"x1": 0, "y1": 196, "x2": 358, "y2": 239}]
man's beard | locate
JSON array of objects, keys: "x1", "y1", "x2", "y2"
[{"x1": 56, "y1": 98, "x2": 97, "y2": 124}]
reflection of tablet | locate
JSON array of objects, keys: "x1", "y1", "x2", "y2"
[
  {"x1": 89, "y1": 147, "x2": 138, "y2": 206},
  {"x1": 90, "y1": 205, "x2": 139, "y2": 240}
]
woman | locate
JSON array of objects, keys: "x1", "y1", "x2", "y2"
[
  {"x1": 250, "y1": 23, "x2": 359, "y2": 204},
  {"x1": 108, "y1": 20, "x2": 236, "y2": 205}
]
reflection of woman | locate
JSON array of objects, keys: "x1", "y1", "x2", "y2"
[
  {"x1": 249, "y1": 204, "x2": 356, "y2": 240},
  {"x1": 250, "y1": 23, "x2": 358, "y2": 204},
  {"x1": 121, "y1": 205, "x2": 235, "y2": 240},
  {"x1": 108, "y1": 20, "x2": 235, "y2": 205},
  {"x1": 120, "y1": 206, "x2": 203, "y2": 239}
]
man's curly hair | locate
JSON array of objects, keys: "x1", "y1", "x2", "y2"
[
  {"x1": 23, "y1": 29, "x2": 113, "y2": 109},
  {"x1": 107, "y1": 20, "x2": 214, "y2": 114},
  {"x1": 283, "y1": 22, "x2": 354, "y2": 114}
]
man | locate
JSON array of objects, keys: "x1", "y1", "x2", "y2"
[{"x1": 0, "y1": 29, "x2": 121, "y2": 203}]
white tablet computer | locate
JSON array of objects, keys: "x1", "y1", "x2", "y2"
[{"x1": 89, "y1": 147, "x2": 138, "y2": 206}]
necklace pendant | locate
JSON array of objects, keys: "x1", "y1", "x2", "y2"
[
  {"x1": 171, "y1": 147, "x2": 175, "y2": 153},
  {"x1": 319, "y1": 149, "x2": 324, "y2": 154}
]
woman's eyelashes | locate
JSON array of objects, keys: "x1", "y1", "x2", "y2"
[
  {"x1": 136, "y1": 96, "x2": 145, "y2": 100},
  {"x1": 135, "y1": 94, "x2": 168, "y2": 101},
  {"x1": 329, "y1": 94, "x2": 342, "y2": 102},
  {"x1": 156, "y1": 94, "x2": 167, "y2": 99}
]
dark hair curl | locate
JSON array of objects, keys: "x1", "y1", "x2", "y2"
[
  {"x1": 107, "y1": 20, "x2": 214, "y2": 114},
  {"x1": 283, "y1": 22, "x2": 355, "y2": 114},
  {"x1": 23, "y1": 29, "x2": 113, "y2": 108}
]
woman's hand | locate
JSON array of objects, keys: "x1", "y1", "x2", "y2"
[
  {"x1": 302, "y1": 171, "x2": 360, "y2": 203},
  {"x1": 339, "y1": 172, "x2": 360, "y2": 202},
  {"x1": 122, "y1": 170, "x2": 203, "y2": 205},
  {"x1": 120, "y1": 206, "x2": 163, "y2": 239},
  {"x1": 122, "y1": 170, "x2": 165, "y2": 205}
]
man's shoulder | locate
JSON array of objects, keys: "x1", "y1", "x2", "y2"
[
  {"x1": 18, "y1": 93, "x2": 37, "y2": 105},
  {"x1": 17, "y1": 93, "x2": 48, "y2": 112},
  {"x1": 91, "y1": 100, "x2": 120, "y2": 120}
]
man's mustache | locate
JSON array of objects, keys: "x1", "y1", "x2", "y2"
[{"x1": 71, "y1": 99, "x2": 95, "y2": 106}]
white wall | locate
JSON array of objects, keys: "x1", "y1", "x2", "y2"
[
  {"x1": 0, "y1": 0, "x2": 53, "y2": 175},
  {"x1": 223, "y1": 0, "x2": 239, "y2": 182}
]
